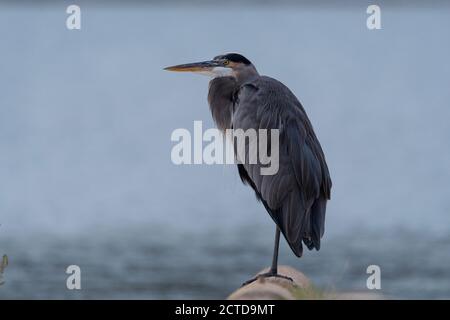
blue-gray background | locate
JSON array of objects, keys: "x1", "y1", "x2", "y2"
[{"x1": 0, "y1": 1, "x2": 449, "y2": 299}]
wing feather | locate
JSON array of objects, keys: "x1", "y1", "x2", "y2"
[{"x1": 234, "y1": 76, "x2": 331, "y2": 256}]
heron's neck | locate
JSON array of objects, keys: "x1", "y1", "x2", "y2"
[{"x1": 235, "y1": 65, "x2": 259, "y2": 85}]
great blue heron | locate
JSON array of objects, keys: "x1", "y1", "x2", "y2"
[{"x1": 165, "y1": 53, "x2": 332, "y2": 285}]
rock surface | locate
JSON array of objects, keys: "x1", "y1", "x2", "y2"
[
  {"x1": 228, "y1": 265, "x2": 311, "y2": 300},
  {"x1": 227, "y1": 265, "x2": 384, "y2": 300}
]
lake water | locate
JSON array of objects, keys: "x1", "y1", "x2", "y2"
[{"x1": 0, "y1": 3, "x2": 449, "y2": 299}]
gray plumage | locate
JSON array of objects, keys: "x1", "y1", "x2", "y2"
[
  {"x1": 165, "y1": 52, "x2": 331, "y2": 274},
  {"x1": 207, "y1": 56, "x2": 331, "y2": 257}
]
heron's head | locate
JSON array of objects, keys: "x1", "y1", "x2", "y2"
[{"x1": 164, "y1": 53, "x2": 257, "y2": 80}]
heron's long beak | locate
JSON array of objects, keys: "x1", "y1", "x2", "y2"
[{"x1": 164, "y1": 60, "x2": 220, "y2": 73}]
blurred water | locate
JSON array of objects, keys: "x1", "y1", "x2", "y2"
[{"x1": 0, "y1": 3, "x2": 450, "y2": 299}]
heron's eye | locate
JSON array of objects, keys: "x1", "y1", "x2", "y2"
[{"x1": 223, "y1": 60, "x2": 230, "y2": 66}]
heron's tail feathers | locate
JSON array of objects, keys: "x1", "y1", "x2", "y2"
[
  {"x1": 283, "y1": 194, "x2": 327, "y2": 255},
  {"x1": 278, "y1": 191, "x2": 307, "y2": 258},
  {"x1": 305, "y1": 196, "x2": 327, "y2": 251},
  {"x1": 262, "y1": 190, "x2": 327, "y2": 258}
]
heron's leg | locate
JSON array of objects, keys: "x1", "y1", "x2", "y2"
[
  {"x1": 241, "y1": 226, "x2": 293, "y2": 286},
  {"x1": 269, "y1": 226, "x2": 281, "y2": 274}
]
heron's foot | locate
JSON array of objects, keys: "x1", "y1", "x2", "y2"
[{"x1": 241, "y1": 271, "x2": 293, "y2": 287}]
